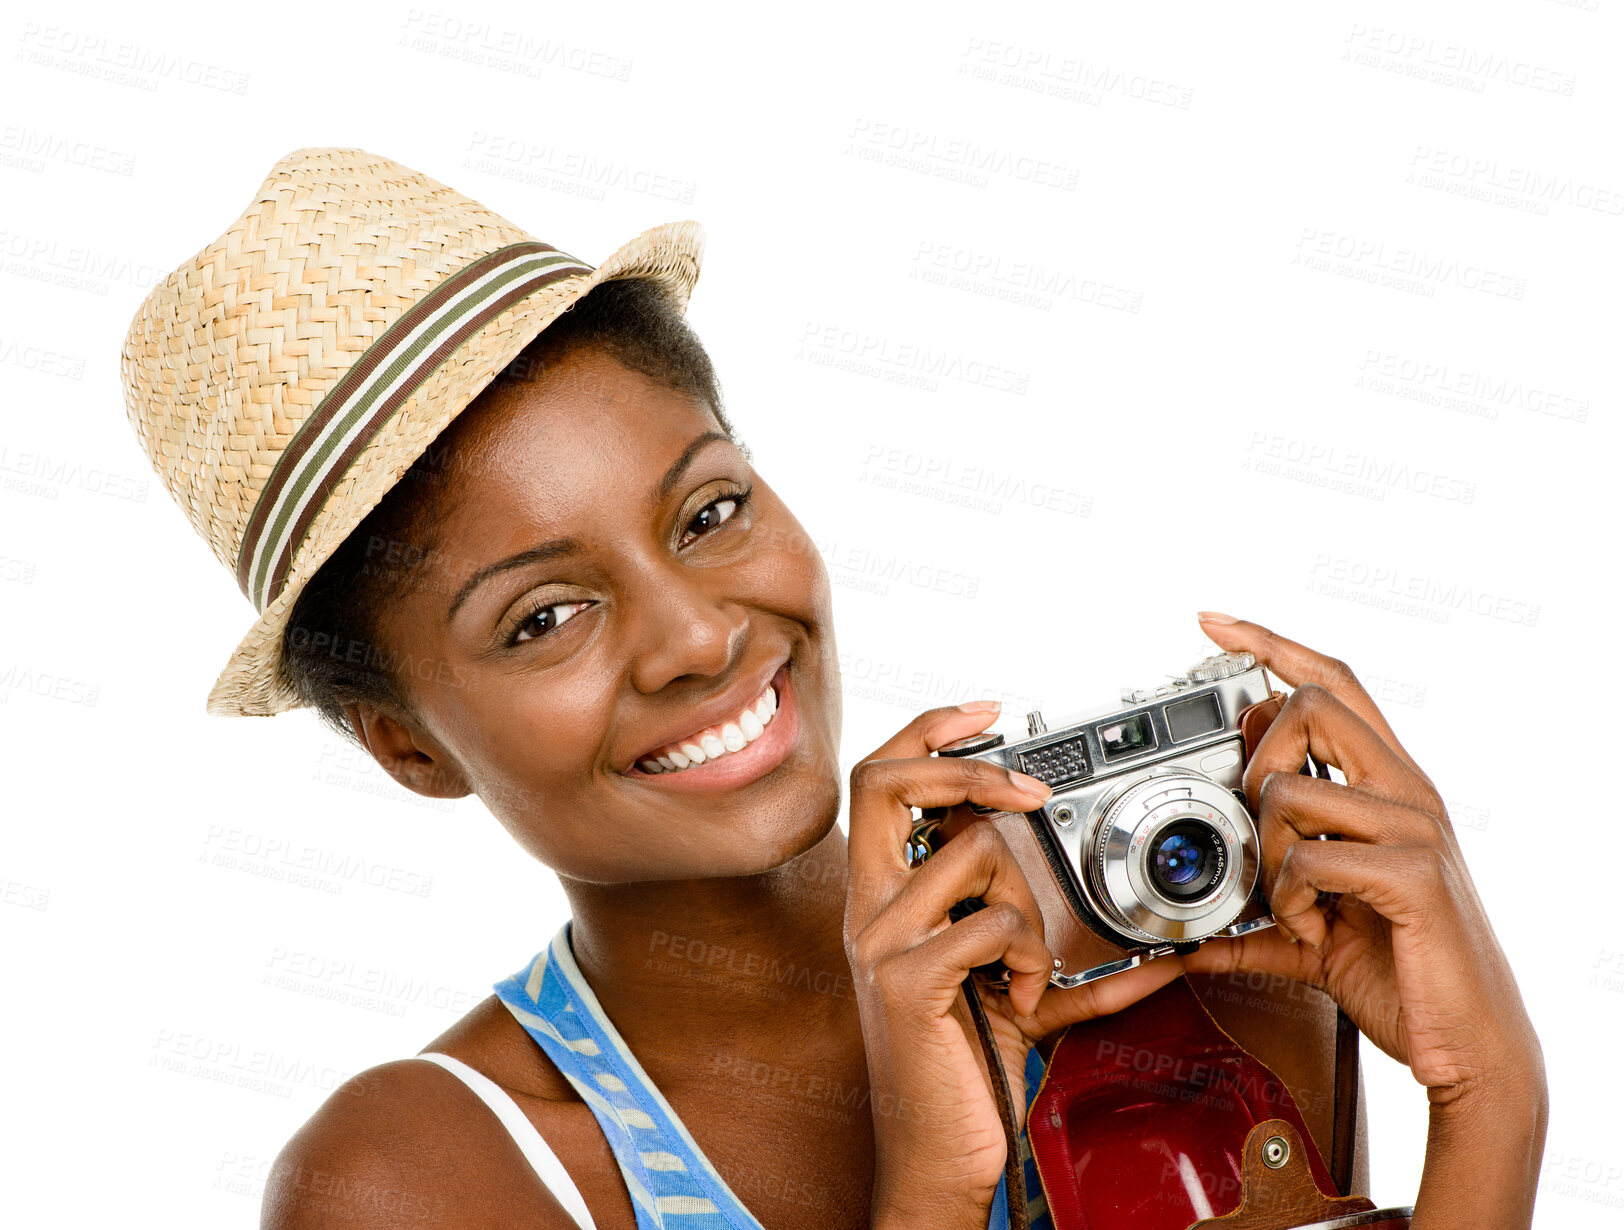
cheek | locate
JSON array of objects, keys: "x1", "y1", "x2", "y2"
[
  {"x1": 441, "y1": 670, "x2": 611, "y2": 818},
  {"x1": 754, "y1": 505, "x2": 832, "y2": 619}
]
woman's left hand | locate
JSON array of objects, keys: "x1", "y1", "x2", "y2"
[{"x1": 1182, "y1": 614, "x2": 1545, "y2": 1113}]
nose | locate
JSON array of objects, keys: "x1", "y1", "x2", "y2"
[{"x1": 624, "y1": 565, "x2": 749, "y2": 696}]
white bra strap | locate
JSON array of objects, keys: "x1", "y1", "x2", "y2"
[{"x1": 414, "y1": 1051, "x2": 597, "y2": 1230}]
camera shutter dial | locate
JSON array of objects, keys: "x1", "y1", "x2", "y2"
[
  {"x1": 1185, "y1": 651, "x2": 1256, "y2": 683},
  {"x1": 937, "y1": 732, "x2": 1006, "y2": 757}
]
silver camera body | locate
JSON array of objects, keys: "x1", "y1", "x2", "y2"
[{"x1": 940, "y1": 651, "x2": 1278, "y2": 987}]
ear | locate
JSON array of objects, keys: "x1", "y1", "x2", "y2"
[{"x1": 342, "y1": 702, "x2": 472, "y2": 800}]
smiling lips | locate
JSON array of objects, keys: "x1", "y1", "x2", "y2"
[{"x1": 634, "y1": 678, "x2": 779, "y2": 775}]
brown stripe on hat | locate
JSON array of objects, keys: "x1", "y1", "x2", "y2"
[
  {"x1": 261, "y1": 256, "x2": 592, "y2": 612},
  {"x1": 237, "y1": 242, "x2": 590, "y2": 610}
]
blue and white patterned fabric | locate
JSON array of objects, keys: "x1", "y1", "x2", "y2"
[{"x1": 494, "y1": 923, "x2": 1054, "y2": 1230}]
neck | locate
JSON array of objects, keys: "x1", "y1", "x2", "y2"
[{"x1": 560, "y1": 823, "x2": 858, "y2": 1076}]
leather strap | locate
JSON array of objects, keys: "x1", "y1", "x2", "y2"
[
  {"x1": 962, "y1": 972, "x2": 1029, "y2": 1230},
  {"x1": 1330, "y1": 1005, "x2": 1360, "y2": 1194}
]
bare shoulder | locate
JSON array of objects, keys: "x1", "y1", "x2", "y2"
[{"x1": 261, "y1": 995, "x2": 617, "y2": 1229}]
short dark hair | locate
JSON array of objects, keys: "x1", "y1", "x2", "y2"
[{"x1": 280, "y1": 276, "x2": 741, "y2": 740}]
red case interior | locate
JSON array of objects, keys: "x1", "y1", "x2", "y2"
[{"x1": 1028, "y1": 979, "x2": 1337, "y2": 1230}]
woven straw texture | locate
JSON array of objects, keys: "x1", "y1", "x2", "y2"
[{"x1": 120, "y1": 147, "x2": 703, "y2": 717}]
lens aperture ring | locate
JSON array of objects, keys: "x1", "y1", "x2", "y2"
[{"x1": 1088, "y1": 771, "x2": 1260, "y2": 945}]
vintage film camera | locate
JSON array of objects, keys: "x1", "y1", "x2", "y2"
[{"x1": 931, "y1": 650, "x2": 1285, "y2": 987}]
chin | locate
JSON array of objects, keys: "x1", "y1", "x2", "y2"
[{"x1": 741, "y1": 770, "x2": 844, "y2": 877}]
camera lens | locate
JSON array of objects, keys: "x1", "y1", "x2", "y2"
[{"x1": 1149, "y1": 821, "x2": 1225, "y2": 900}]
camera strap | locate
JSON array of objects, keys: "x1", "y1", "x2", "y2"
[{"x1": 961, "y1": 969, "x2": 1031, "y2": 1230}]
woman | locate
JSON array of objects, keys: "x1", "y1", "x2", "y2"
[{"x1": 124, "y1": 149, "x2": 1545, "y2": 1229}]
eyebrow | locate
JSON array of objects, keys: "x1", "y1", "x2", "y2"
[
  {"x1": 446, "y1": 430, "x2": 735, "y2": 623},
  {"x1": 652, "y1": 430, "x2": 732, "y2": 504}
]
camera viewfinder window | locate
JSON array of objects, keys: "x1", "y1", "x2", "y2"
[
  {"x1": 1166, "y1": 693, "x2": 1224, "y2": 742},
  {"x1": 1098, "y1": 712, "x2": 1156, "y2": 760}
]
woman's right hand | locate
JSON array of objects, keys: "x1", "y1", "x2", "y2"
[{"x1": 844, "y1": 700, "x2": 1186, "y2": 1230}]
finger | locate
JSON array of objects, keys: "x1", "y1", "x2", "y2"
[
  {"x1": 862, "y1": 699, "x2": 1006, "y2": 762},
  {"x1": 844, "y1": 701, "x2": 1017, "y2": 889},
  {"x1": 1271, "y1": 839, "x2": 1459, "y2": 951},
  {"x1": 865, "y1": 821, "x2": 1048, "y2": 958},
  {"x1": 1196, "y1": 614, "x2": 1428, "y2": 778},
  {"x1": 883, "y1": 900, "x2": 1055, "y2": 1018},
  {"x1": 1025, "y1": 952, "x2": 1189, "y2": 1038},
  {"x1": 846, "y1": 752, "x2": 1051, "y2": 928},
  {"x1": 1255, "y1": 774, "x2": 1450, "y2": 892},
  {"x1": 1243, "y1": 682, "x2": 1441, "y2": 817},
  {"x1": 1181, "y1": 925, "x2": 1326, "y2": 985}
]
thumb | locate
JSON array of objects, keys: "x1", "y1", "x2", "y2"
[{"x1": 1180, "y1": 926, "x2": 1325, "y2": 986}]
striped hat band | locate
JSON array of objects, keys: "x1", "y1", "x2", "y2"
[{"x1": 235, "y1": 240, "x2": 592, "y2": 613}]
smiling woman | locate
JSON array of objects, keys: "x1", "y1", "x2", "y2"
[
  {"x1": 122, "y1": 148, "x2": 1545, "y2": 1230},
  {"x1": 289, "y1": 294, "x2": 846, "y2": 888}
]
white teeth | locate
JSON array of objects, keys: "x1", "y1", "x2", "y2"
[{"x1": 637, "y1": 675, "x2": 784, "y2": 774}]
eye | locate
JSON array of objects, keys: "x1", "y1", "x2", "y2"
[
  {"x1": 512, "y1": 600, "x2": 594, "y2": 645},
  {"x1": 679, "y1": 486, "x2": 752, "y2": 549}
]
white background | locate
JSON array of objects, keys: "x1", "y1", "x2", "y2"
[{"x1": 2, "y1": 2, "x2": 1620, "y2": 1224}]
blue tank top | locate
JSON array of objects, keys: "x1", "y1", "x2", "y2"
[{"x1": 494, "y1": 923, "x2": 1053, "y2": 1229}]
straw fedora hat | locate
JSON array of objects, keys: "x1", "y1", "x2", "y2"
[{"x1": 121, "y1": 146, "x2": 704, "y2": 718}]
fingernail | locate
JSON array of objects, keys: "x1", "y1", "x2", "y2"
[
  {"x1": 1008, "y1": 770, "x2": 1052, "y2": 800},
  {"x1": 1197, "y1": 611, "x2": 1239, "y2": 625},
  {"x1": 958, "y1": 698, "x2": 1002, "y2": 713}
]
